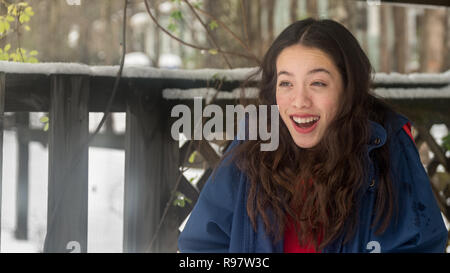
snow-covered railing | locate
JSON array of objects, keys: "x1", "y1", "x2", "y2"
[{"x1": 0, "y1": 62, "x2": 449, "y2": 253}]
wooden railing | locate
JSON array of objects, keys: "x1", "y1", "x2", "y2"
[{"x1": 0, "y1": 62, "x2": 448, "y2": 252}]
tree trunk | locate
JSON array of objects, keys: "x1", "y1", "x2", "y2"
[
  {"x1": 393, "y1": 6, "x2": 408, "y2": 73},
  {"x1": 290, "y1": 0, "x2": 298, "y2": 23},
  {"x1": 420, "y1": 8, "x2": 446, "y2": 72},
  {"x1": 379, "y1": 5, "x2": 391, "y2": 73},
  {"x1": 306, "y1": 0, "x2": 317, "y2": 18},
  {"x1": 267, "y1": 0, "x2": 276, "y2": 44},
  {"x1": 103, "y1": 1, "x2": 115, "y2": 65}
]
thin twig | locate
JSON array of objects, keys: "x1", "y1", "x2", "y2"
[
  {"x1": 193, "y1": 5, "x2": 260, "y2": 66},
  {"x1": 15, "y1": 6, "x2": 25, "y2": 62},
  {"x1": 143, "y1": 0, "x2": 259, "y2": 64},
  {"x1": 239, "y1": 0, "x2": 250, "y2": 46},
  {"x1": 182, "y1": 0, "x2": 232, "y2": 68}
]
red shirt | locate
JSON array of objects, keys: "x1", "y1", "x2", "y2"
[{"x1": 284, "y1": 216, "x2": 321, "y2": 253}]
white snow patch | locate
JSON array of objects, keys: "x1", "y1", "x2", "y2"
[
  {"x1": 159, "y1": 1, "x2": 174, "y2": 14},
  {"x1": 130, "y1": 12, "x2": 150, "y2": 28},
  {"x1": 68, "y1": 25, "x2": 80, "y2": 49},
  {"x1": 373, "y1": 85, "x2": 450, "y2": 99},
  {"x1": 158, "y1": 53, "x2": 182, "y2": 69},
  {"x1": 374, "y1": 70, "x2": 450, "y2": 84},
  {"x1": 124, "y1": 52, "x2": 152, "y2": 67},
  {"x1": 163, "y1": 87, "x2": 259, "y2": 103},
  {"x1": 0, "y1": 61, "x2": 259, "y2": 81}
]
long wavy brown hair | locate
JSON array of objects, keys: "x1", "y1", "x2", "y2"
[{"x1": 226, "y1": 18, "x2": 397, "y2": 251}]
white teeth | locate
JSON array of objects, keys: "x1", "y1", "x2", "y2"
[{"x1": 292, "y1": 116, "x2": 319, "y2": 124}]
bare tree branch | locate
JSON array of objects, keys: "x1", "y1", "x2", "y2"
[
  {"x1": 143, "y1": 0, "x2": 259, "y2": 65},
  {"x1": 193, "y1": 5, "x2": 260, "y2": 66},
  {"x1": 239, "y1": 0, "x2": 250, "y2": 46},
  {"x1": 182, "y1": 0, "x2": 232, "y2": 68}
]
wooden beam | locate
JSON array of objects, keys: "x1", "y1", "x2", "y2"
[
  {"x1": 123, "y1": 89, "x2": 179, "y2": 253},
  {"x1": 15, "y1": 112, "x2": 29, "y2": 240},
  {"x1": 196, "y1": 168, "x2": 213, "y2": 192},
  {"x1": 3, "y1": 73, "x2": 252, "y2": 112},
  {"x1": 43, "y1": 75, "x2": 90, "y2": 253}
]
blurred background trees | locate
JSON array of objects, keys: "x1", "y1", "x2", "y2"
[{"x1": 0, "y1": 0, "x2": 447, "y2": 73}]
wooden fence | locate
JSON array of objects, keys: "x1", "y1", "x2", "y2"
[{"x1": 0, "y1": 63, "x2": 449, "y2": 252}]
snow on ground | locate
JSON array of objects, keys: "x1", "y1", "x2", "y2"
[{"x1": 1, "y1": 113, "x2": 126, "y2": 253}]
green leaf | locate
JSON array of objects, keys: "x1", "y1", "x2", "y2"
[
  {"x1": 188, "y1": 151, "x2": 197, "y2": 163},
  {"x1": 24, "y1": 25, "x2": 30, "y2": 31},
  {"x1": 193, "y1": 1, "x2": 203, "y2": 9},
  {"x1": 7, "y1": 5, "x2": 14, "y2": 15},
  {"x1": 11, "y1": 6, "x2": 18, "y2": 16},
  {"x1": 170, "y1": 10, "x2": 183, "y2": 21},
  {"x1": 443, "y1": 134, "x2": 450, "y2": 150},
  {"x1": 173, "y1": 191, "x2": 188, "y2": 207},
  {"x1": 4, "y1": 44, "x2": 10, "y2": 52},
  {"x1": 167, "y1": 22, "x2": 177, "y2": 33},
  {"x1": 6, "y1": 15, "x2": 14, "y2": 22},
  {"x1": 0, "y1": 22, "x2": 5, "y2": 34},
  {"x1": 208, "y1": 49, "x2": 218, "y2": 55},
  {"x1": 39, "y1": 116, "x2": 49, "y2": 123},
  {"x1": 29, "y1": 50, "x2": 38, "y2": 56},
  {"x1": 208, "y1": 20, "x2": 218, "y2": 30},
  {"x1": 24, "y1": 7, "x2": 34, "y2": 16},
  {"x1": 211, "y1": 73, "x2": 219, "y2": 80},
  {"x1": 19, "y1": 14, "x2": 30, "y2": 24},
  {"x1": 4, "y1": 21, "x2": 10, "y2": 32},
  {"x1": 43, "y1": 123, "x2": 49, "y2": 132}
]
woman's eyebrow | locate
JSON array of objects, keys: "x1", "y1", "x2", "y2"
[
  {"x1": 307, "y1": 68, "x2": 332, "y2": 76},
  {"x1": 277, "y1": 68, "x2": 333, "y2": 77}
]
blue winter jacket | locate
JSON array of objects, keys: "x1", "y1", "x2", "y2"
[{"x1": 178, "y1": 112, "x2": 448, "y2": 253}]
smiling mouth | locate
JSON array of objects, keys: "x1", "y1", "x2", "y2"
[{"x1": 290, "y1": 116, "x2": 320, "y2": 129}]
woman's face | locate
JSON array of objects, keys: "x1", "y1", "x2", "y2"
[{"x1": 275, "y1": 44, "x2": 344, "y2": 149}]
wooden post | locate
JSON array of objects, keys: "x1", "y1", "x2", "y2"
[
  {"x1": 15, "y1": 112, "x2": 29, "y2": 240},
  {"x1": 123, "y1": 89, "x2": 179, "y2": 253},
  {"x1": 43, "y1": 75, "x2": 89, "y2": 253},
  {"x1": 0, "y1": 73, "x2": 5, "y2": 251}
]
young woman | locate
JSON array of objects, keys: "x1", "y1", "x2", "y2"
[{"x1": 178, "y1": 18, "x2": 448, "y2": 253}]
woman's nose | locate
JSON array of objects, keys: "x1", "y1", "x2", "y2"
[{"x1": 291, "y1": 86, "x2": 312, "y2": 108}]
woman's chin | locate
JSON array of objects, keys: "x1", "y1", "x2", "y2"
[{"x1": 292, "y1": 137, "x2": 318, "y2": 149}]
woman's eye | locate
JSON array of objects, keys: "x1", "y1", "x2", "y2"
[
  {"x1": 311, "y1": 81, "x2": 327, "y2": 87},
  {"x1": 278, "y1": 81, "x2": 292, "y2": 87}
]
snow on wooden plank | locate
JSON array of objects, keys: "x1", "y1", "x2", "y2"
[{"x1": 0, "y1": 61, "x2": 259, "y2": 81}]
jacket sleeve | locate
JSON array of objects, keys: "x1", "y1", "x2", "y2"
[
  {"x1": 177, "y1": 139, "x2": 242, "y2": 253},
  {"x1": 374, "y1": 125, "x2": 448, "y2": 252}
]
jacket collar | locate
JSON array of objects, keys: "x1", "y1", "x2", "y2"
[
  {"x1": 368, "y1": 120, "x2": 387, "y2": 153},
  {"x1": 368, "y1": 111, "x2": 411, "y2": 153}
]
